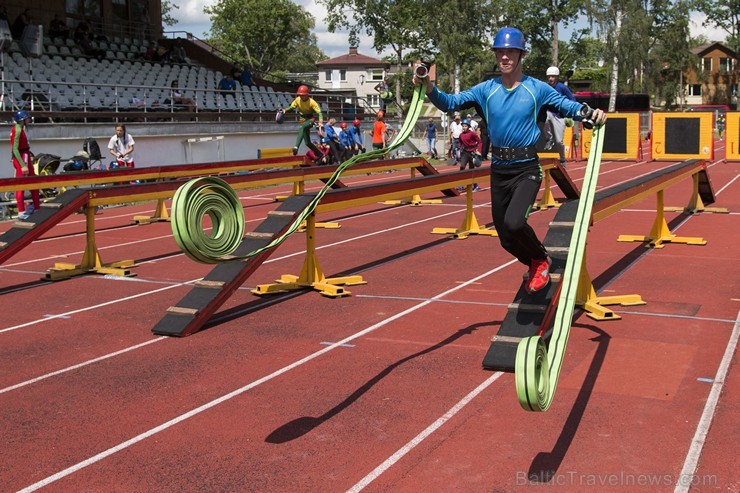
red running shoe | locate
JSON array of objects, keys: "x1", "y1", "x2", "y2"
[{"x1": 526, "y1": 257, "x2": 551, "y2": 294}]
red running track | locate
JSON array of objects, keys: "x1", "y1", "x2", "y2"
[{"x1": 0, "y1": 142, "x2": 738, "y2": 492}]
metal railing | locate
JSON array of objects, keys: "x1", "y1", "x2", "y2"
[{"x1": 1, "y1": 77, "x2": 386, "y2": 123}]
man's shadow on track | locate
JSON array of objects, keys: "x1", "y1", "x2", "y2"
[
  {"x1": 526, "y1": 323, "x2": 611, "y2": 483},
  {"x1": 264, "y1": 320, "x2": 500, "y2": 444}
]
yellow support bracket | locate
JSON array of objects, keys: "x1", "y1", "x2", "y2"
[
  {"x1": 383, "y1": 168, "x2": 442, "y2": 206},
  {"x1": 432, "y1": 184, "x2": 497, "y2": 239},
  {"x1": 275, "y1": 177, "x2": 305, "y2": 202},
  {"x1": 533, "y1": 167, "x2": 561, "y2": 210},
  {"x1": 45, "y1": 204, "x2": 136, "y2": 280},
  {"x1": 664, "y1": 172, "x2": 729, "y2": 215},
  {"x1": 617, "y1": 190, "x2": 707, "y2": 248},
  {"x1": 133, "y1": 196, "x2": 171, "y2": 225},
  {"x1": 575, "y1": 252, "x2": 645, "y2": 320},
  {"x1": 251, "y1": 213, "x2": 365, "y2": 297}
]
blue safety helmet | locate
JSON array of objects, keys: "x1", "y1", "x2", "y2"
[
  {"x1": 14, "y1": 110, "x2": 30, "y2": 123},
  {"x1": 462, "y1": 119, "x2": 471, "y2": 126},
  {"x1": 492, "y1": 27, "x2": 526, "y2": 51},
  {"x1": 320, "y1": 137, "x2": 329, "y2": 143}
]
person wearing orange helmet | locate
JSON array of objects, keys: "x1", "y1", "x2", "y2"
[{"x1": 281, "y1": 84, "x2": 324, "y2": 155}]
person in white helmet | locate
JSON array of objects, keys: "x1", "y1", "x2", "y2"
[{"x1": 543, "y1": 66, "x2": 577, "y2": 168}]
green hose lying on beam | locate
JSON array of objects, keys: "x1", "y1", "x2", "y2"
[
  {"x1": 515, "y1": 124, "x2": 606, "y2": 412},
  {"x1": 171, "y1": 83, "x2": 428, "y2": 264}
]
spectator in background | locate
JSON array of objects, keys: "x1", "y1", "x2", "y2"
[
  {"x1": 448, "y1": 113, "x2": 464, "y2": 165},
  {"x1": 229, "y1": 64, "x2": 253, "y2": 87},
  {"x1": 168, "y1": 38, "x2": 187, "y2": 64},
  {"x1": 170, "y1": 80, "x2": 196, "y2": 112},
  {"x1": 74, "y1": 18, "x2": 91, "y2": 43},
  {"x1": 76, "y1": 31, "x2": 104, "y2": 60},
  {"x1": 217, "y1": 74, "x2": 237, "y2": 97},
  {"x1": 543, "y1": 66, "x2": 576, "y2": 168},
  {"x1": 457, "y1": 119, "x2": 482, "y2": 191},
  {"x1": 11, "y1": 8, "x2": 30, "y2": 39},
  {"x1": 306, "y1": 139, "x2": 331, "y2": 166},
  {"x1": 323, "y1": 118, "x2": 344, "y2": 163},
  {"x1": 338, "y1": 121, "x2": 353, "y2": 161},
  {"x1": 107, "y1": 124, "x2": 135, "y2": 168},
  {"x1": 369, "y1": 110, "x2": 390, "y2": 153},
  {"x1": 240, "y1": 67, "x2": 253, "y2": 87},
  {"x1": 48, "y1": 14, "x2": 69, "y2": 40},
  {"x1": 424, "y1": 117, "x2": 438, "y2": 159},
  {"x1": 348, "y1": 118, "x2": 365, "y2": 155}
]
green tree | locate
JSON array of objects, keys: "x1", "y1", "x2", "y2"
[
  {"x1": 320, "y1": 0, "x2": 430, "y2": 109},
  {"x1": 695, "y1": 0, "x2": 740, "y2": 108},
  {"x1": 204, "y1": 0, "x2": 323, "y2": 74},
  {"x1": 422, "y1": 0, "x2": 498, "y2": 93},
  {"x1": 161, "y1": 0, "x2": 179, "y2": 27}
]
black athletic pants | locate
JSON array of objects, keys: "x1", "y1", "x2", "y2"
[{"x1": 489, "y1": 160, "x2": 548, "y2": 266}]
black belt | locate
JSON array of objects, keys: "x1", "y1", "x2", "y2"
[{"x1": 491, "y1": 145, "x2": 538, "y2": 161}]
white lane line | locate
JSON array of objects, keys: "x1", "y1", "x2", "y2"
[
  {"x1": 0, "y1": 338, "x2": 164, "y2": 394},
  {"x1": 0, "y1": 281, "x2": 196, "y2": 334},
  {"x1": 347, "y1": 371, "x2": 505, "y2": 493},
  {"x1": 16, "y1": 261, "x2": 517, "y2": 493},
  {"x1": 674, "y1": 309, "x2": 739, "y2": 493}
]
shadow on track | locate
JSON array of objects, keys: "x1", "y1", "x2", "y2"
[
  {"x1": 527, "y1": 323, "x2": 611, "y2": 483},
  {"x1": 264, "y1": 320, "x2": 500, "y2": 444}
]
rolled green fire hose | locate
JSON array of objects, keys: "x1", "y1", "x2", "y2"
[
  {"x1": 172, "y1": 83, "x2": 427, "y2": 264},
  {"x1": 515, "y1": 123, "x2": 606, "y2": 412}
]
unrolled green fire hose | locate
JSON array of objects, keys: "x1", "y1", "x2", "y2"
[
  {"x1": 515, "y1": 124, "x2": 606, "y2": 412},
  {"x1": 171, "y1": 83, "x2": 427, "y2": 264}
]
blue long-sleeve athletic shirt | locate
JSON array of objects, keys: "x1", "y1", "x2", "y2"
[
  {"x1": 427, "y1": 76, "x2": 585, "y2": 165},
  {"x1": 348, "y1": 126, "x2": 363, "y2": 146}
]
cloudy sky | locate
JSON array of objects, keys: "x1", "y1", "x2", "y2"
[{"x1": 169, "y1": 0, "x2": 729, "y2": 59}]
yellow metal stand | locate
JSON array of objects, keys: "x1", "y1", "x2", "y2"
[
  {"x1": 533, "y1": 167, "x2": 561, "y2": 210},
  {"x1": 45, "y1": 205, "x2": 136, "y2": 280},
  {"x1": 432, "y1": 184, "x2": 497, "y2": 239},
  {"x1": 251, "y1": 213, "x2": 365, "y2": 297},
  {"x1": 617, "y1": 190, "x2": 707, "y2": 248},
  {"x1": 275, "y1": 177, "x2": 304, "y2": 202},
  {"x1": 574, "y1": 255, "x2": 645, "y2": 320},
  {"x1": 276, "y1": 179, "x2": 340, "y2": 230},
  {"x1": 383, "y1": 168, "x2": 442, "y2": 206},
  {"x1": 664, "y1": 173, "x2": 729, "y2": 215},
  {"x1": 133, "y1": 198, "x2": 171, "y2": 225}
]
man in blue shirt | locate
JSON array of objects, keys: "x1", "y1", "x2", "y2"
[
  {"x1": 218, "y1": 74, "x2": 237, "y2": 97},
  {"x1": 348, "y1": 119, "x2": 365, "y2": 155},
  {"x1": 414, "y1": 27, "x2": 606, "y2": 294},
  {"x1": 544, "y1": 66, "x2": 577, "y2": 168}
]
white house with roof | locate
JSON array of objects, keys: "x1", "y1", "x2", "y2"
[{"x1": 316, "y1": 46, "x2": 391, "y2": 111}]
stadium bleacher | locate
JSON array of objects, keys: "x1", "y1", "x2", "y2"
[{"x1": 1, "y1": 35, "x2": 293, "y2": 117}]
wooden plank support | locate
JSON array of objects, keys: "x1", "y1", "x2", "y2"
[
  {"x1": 152, "y1": 194, "x2": 316, "y2": 337},
  {"x1": 0, "y1": 189, "x2": 89, "y2": 266}
]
